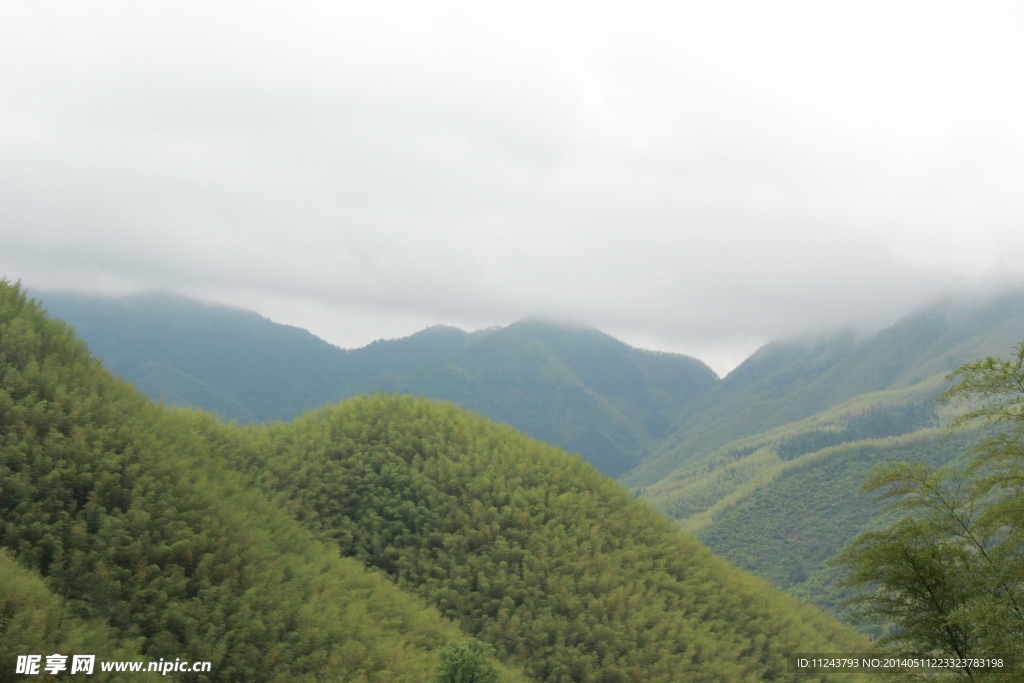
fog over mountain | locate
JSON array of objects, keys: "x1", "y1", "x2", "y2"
[{"x1": 4, "y1": 1, "x2": 1024, "y2": 374}]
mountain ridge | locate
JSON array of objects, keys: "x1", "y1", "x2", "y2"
[{"x1": 35, "y1": 292, "x2": 719, "y2": 476}]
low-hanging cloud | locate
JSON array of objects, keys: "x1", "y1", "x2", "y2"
[{"x1": 4, "y1": 0, "x2": 1024, "y2": 374}]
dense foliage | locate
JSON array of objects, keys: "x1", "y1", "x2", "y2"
[
  {"x1": 626, "y1": 293, "x2": 1024, "y2": 488},
  {"x1": 429, "y1": 638, "x2": 502, "y2": 683},
  {"x1": 41, "y1": 292, "x2": 719, "y2": 478},
  {"x1": 201, "y1": 393, "x2": 869, "y2": 682},
  {"x1": 34, "y1": 282, "x2": 1024, "y2": 652},
  {"x1": 836, "y1": 342, "x2": 1024, "y2": 680},
  {"x1": 340, "y1": 320, "x2": 719, "y2": 477},
  {"x1": 0, "y1": 549, "x2": 157, "y2": 683},
  {"x1": 697, "y1": 432, "x2": 968, "y2": 617},
  {"x1": 5, "y1": 281, "x2": 875, "y2": 682},
  {"x1": 644, "y1": 388, "x2": 944, "y2": 527},
  {"x1": 0, "y1": 282, "x2": 520, "y2": 683}
]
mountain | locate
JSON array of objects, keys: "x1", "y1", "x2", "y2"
[
  {"x1": 2, "y1": 282, "x2": 517, "y2": 683},
  {"x1": 35, "y1": 293, "x2": 717, "y2": 477},
  {"x1": 626, "y1": 292, "x2": 1024, "y2": 487},
  {"x1": 340, "y1": 320, "x2": 718, "y2": 476},
  {"x1": 34, "y1": 291, "x2": 475, "y2": 423},
  {"x1": 633, "y1": 291, "x2": 1024, "y2": 617},
  {"x1": 2, "y1": 281, "x2": 868, "y2": 682},
  {"x1": 227, "y1": 392, "x2": 868, "y2": 682}
]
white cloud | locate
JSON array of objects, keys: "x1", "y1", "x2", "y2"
[{"x1": 3, "y1": 0, "x2": 1024, "y2": 374}]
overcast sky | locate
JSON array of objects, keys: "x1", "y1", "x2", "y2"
[{"x1": 4, "y1": 0, "x2": 1024, "y2": 374}]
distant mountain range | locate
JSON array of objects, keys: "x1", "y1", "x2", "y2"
[
  {"x1": 36, "y1": 292, "x2": 717, "y2": 477},
  {"x1": 631, "y1": 291, "x2": 1024, "y2": 616},
  {"x1": 35, "y1": 291, "x2": 480, "y2": 423},
  {"x1": 34, "y1": 287, "x2": 1024, "y2": 620}
]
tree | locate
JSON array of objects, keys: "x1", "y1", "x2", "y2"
[
  {"x1": 836, "y1": 342, "x2": 1024, "y2": 680},
  {"x1": 429, "y1": 638, "x2": 501, "y2": 683}
]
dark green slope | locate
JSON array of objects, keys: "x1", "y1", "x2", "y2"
[
  {"x1": 34, "y1": 291, "x2": 474, "y2": 423},
  {"x1": 227, "y1": 393, "x2": 868, "y2": 683},
  {"x1": 342, "y1": 320, "x2": 718, "y2": 477},
  {"x1": 1, "y1": 283, "x2": 524, "y2": 683},
  {"x1": 0, "y1": 550, "x2": 159, "y2": 683},
  {"x1": 625, "y1": 290, "x2": 1024, "y2": 487},
  {"x1": 35, "y1": 291, "x2": 343, "y2": 421},
  {"x1": 38, "y1": 292, "x2": 718, "y2": 477},
  {"x1": 129, "y1": 360, "x2": 260, "y2": 421}
]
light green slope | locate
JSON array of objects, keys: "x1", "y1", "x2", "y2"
[
  {"x1": 696, "y1": 430, "x2": 972, "y2": 617},
  {"x1": 625, "y1": 291, "x2": 1024, "y2": 488},
  {"x1": 0, "y1": 281, "x2": 526, "y2": 683},
  {"x1": 635, "y1": 376, "x2": 983, "y2": 620},
  {"x1": 223, "y1": 393, "x2": 870, "y2": 683},
  {"x1": 640, "y1": 378, "x2": 947, "y2": 531},
  {"x1": 0, "y1": 550, "x2": 160, "y2": 683},
  {"x1": 625, "y1": 293, "x2": 1024, "y2": 619}
]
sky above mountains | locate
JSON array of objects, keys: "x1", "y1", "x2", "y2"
[{"x1": 4, "y1": 0, "x2": 1024, "y2": 374}]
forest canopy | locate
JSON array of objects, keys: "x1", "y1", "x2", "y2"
[{"x1": 0, "y1": 280, "x2": 866, "y2": 683}]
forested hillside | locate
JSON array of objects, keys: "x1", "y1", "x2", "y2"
[
  {"x1": 0, "y1": 550, "x2": 159, "y2": 682},
  {"x1": 697, "y1": 431, "x2": 971, "y2": 617},
  {"x1": 227, "y1": 393, "x2": 867, "y2": 682},
  {"x1": 339, "y1": 320, "x2": 718, "y2": 476},
  {"x1": 35, "y1": 291, "x2": 478, "y2": 424},
  {"x1": 0, "y1": 283, "x2": 522, "y2": 683},
  {"x1": 37, "y1": 293, "x2": 717, "y2": 477},
  {"x1": 3, "y1": 281, "x2": 868, "y2": 682},
  {"x1": 635, "y1": 293, "x2": 1024, "y2": 619},
  {"x1": 626, "y1": 292, "x2": 1024, "y2": 488}
]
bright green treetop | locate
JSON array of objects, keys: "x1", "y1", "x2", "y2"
[{"x1": 429, "y1": 639, "x2": 501, "y2": 683}]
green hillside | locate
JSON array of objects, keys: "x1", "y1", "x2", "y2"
[
  {"x1": 625, "y1": 293, "x2": 1024, "y2": 488},
  {"x1": 634, "y1": 380, "x2": 1008, "y2": 620},
  {"x1": 634, "y1": 384, "x2": 981, "y2": 618},
  {"x1": 342, "y1": 320, "x2": 718, "y2": 476},
  {"x1": 36, "y1": 294, "x2": 718, "y2": 477},
  {"x1": 4, "y1": 282, "x2": 869, "y2": 682},
  {"x1": 641, "y1": 381, "x2": 946, "y2": 528},
  {"x1": 1, "y1": 282, "x2": 522, "y2": 683},
  {"x1": 697, "y1": 431, "x2": 972, "y2": 617},
  {"x1": 623, "y1": 294, "x2": 1024, "y2": 620},
  {"x1": 213, "y1": 393, "x2": 867, "y2": 682},
  {"x1": 0, "y1": 549, "x2": 159, "y2": 683}
]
